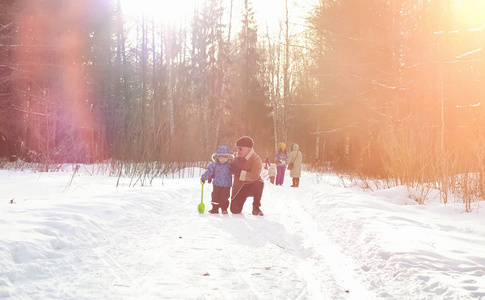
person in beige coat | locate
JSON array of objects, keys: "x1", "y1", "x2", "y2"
[{"x1": 288, "y1": 143, "x2": 302, "y2": 187}]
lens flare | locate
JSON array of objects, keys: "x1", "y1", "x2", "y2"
[{"x1": 14, "y1": 1, "x2": 103, "y2": 163}]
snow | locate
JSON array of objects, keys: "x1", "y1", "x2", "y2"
[{"x1": 1, "y1": 166, "x2": 485, "y2": 299}]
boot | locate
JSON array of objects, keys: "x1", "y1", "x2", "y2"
[
  {"x1": 252, "y1": 207, "x2": 264, "y2": 216},
  {"x1": 295, "y1": 178, "x2": 300, "y2": 187},
  {"x1": 291, "y1": 178, "x2": 297, "y2": 187},
  {"x1": 208, "y1": 206, "x2": 220, "y2": 214}
]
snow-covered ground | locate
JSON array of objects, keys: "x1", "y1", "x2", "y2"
[{"x1": 1, "y1": 166, "x2": 484, "y2": 299}]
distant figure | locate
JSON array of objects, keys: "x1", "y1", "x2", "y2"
[
  {"x1": 311, "y1": 156, "x2": 321, "y2": 171},
  {"x1": 265, "y1": 158, "x2": 276, "y2": 184},
  {"x1": 288, "y1": 143, "x2": 302, "y2": 187},
  {"x1": 275, "y1": 143, "x2": 288, "y2": 186},
  {"x1": 230, "y1": 136, "x2": 265, "y2": 216},
  {"x1": 200, "y1": 146, "x2": 235, "y2": 214}
]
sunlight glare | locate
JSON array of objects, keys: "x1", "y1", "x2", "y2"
[
  {"x1": 120, "y1": 0, "x2": 311, "y2": 35},
  {"x1": 452, "y1": 0, "x2": 485, "y2": 29},
  {"x1": 121, "y1": 0, "x2": 199, "y2": 22}
]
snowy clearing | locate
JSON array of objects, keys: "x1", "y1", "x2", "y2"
[{"x1": 1, "y1": 167, "x2": 484, "y2": 299}]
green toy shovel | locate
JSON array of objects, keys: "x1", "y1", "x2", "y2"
[{"x1": 198, "y1": 182, "x2": 205, "y2": 214}]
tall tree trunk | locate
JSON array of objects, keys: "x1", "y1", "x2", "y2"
[
  {"x1": 266, "y1": 24, "x2": 278, "y2": 149},
  {"x1": 440, "y1": 62, "x2": 445, "y2": 153},
  {"x1": 158, "y1": 24, "x2": 165, "y2": 153},
  {"x1": 228, "y1": 0, "x2": 233, "y2": 43},
  {"x1": 167, "y1": 57, "x2": 175, "y2": 137},
  {"x1": 283, "y1": 0, "x2": 290, "y2": 142},
  {"x1": 151, "y1": 19, "x2": 157, "y2": 149},
  {"x1": 141, "y1": 16, "x2": 148, "y2": 135}
]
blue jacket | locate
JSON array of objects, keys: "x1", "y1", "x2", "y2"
[
  {"x1": 275, "y1": 150, "x2": 289, "y2": 166},
  {"x1": 201, "y1": 162, "x2": 233, "y2": 187}
]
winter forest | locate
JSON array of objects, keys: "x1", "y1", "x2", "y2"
[{"x1": 1, "y1": 0, "x2": 485, "y2": 208}]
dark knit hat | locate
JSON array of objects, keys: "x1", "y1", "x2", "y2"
[{"x1": 236, "y1": 136, "x2": 254, "y2": 148}]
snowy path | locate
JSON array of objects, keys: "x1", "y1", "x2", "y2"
[{"x1": 1, "y1": 169, "x2": 485, "y2": 299}]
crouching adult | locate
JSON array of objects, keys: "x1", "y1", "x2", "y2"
[{"x1": 230, "y1": 136, "x2": 265, "y2": 216}]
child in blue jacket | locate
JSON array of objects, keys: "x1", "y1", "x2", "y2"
[{"x1": 201, "y1": 146, "x2": 234, "y2": 214}]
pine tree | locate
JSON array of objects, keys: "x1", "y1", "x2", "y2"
[{"x1": 231, "y1": 0, "x2": 272, "y2": 144}]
